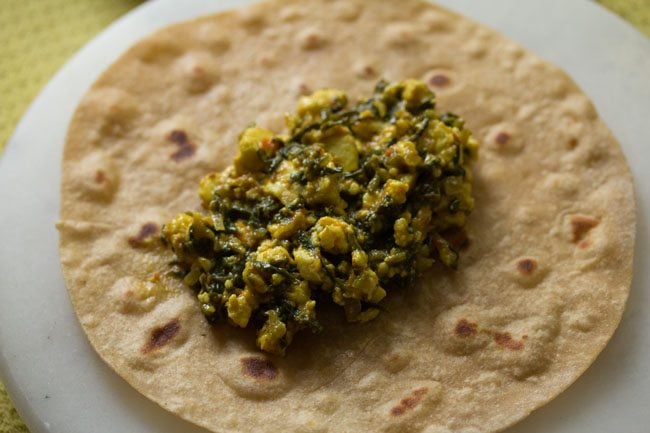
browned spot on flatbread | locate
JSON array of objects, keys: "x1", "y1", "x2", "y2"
[
  {"x1": 298, "y1": 83, "x2": 311, "y2": 96},
  {"x1": 570, "y1": 215, "x2": 599, "y2": 243},
  {"x1": 429, "y1": 74, "x2": 450, "y2": 87},
  {"x1": 390, "y1": 387, "x2": 428, "y2": 416},
  {"x1": 354, "y1": 64, "x2": 377, "y2": 79},
  {"x1": 128, "y1": 222, "x2": 159, "y2": 247},
  {"x1": 455, "y1": 319, "x2": 478, "y2": 337},
  {"x1": 516, "y1": 258, "x2": 537, "y2": 275},
  {"x1": 142, "y1": 318, "x2": 181, "y2": 353},
  {"x1": 168, "y1": 129, "x2": 196, "y2": 162},
  {"x1": 567, "y1": 137, "x2": 578, "y2": 149},
  {"x1": 241, "y1": 357, "x2": 278, "y2": 381},
  {"x1": 495, "y1": 132, "x2": 511, "y2": 145},
  {"x1": 94, "y1": 170, "x2": 106, "y2": 183},
  {"x1": 492, "y1": 332, "x2": 524, "y2": 351}
]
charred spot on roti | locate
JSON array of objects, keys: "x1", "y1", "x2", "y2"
[
  {"x1": 128, "y1": 222, "x2": 159, "y2": 248},
  {"x1": 299, "y1": 84, "x2": 311, "y2": 95},
  {"x1": 436, "y1": 303, "x2": 561, "y2": 378},
  {"x1": 429, "y1": 74, "x2": 450, "y2": 87},
  {"x1": 435, "y1": 307, "x2": 490, "y2": 355},
  {"x1": 241, "y1": 357, "x2": 279, "y2": 381},
  {"x1": 354, "y1": 62, "x2": 378, "y2": 79},
  {"x1": 142, "y1": 318, "x2": 181, "y2": 353},
  {"x1": 361, "y1": 65, "x2": 377, "y2": 78},
  {"x1": 176, "y1": 52, "x2": 220, "y2": 94},
  {"x1": 288, "y1": 76, "x2": 313, "y2": 97},
  {"x1": 383, "y1": 351, "x2": 411, "y2": 373},
  {"x1": 567, "y1": 137, "x2": 579, "y2": 150},
  {"x1": 217, "y1": 350, "x2": 290, "y2": 399},
  {"x1": 168, "y1": 129, "x2": 197, "y2": 162},
  {"x1": 506, "y1": 256, "x2": 548, "y2": 288},
  {"x1": 423, "y1": 69, "x2": 459, "y2": 94},
  {"x1": 570, "y1": 215, "x2": 599, "y2": 243},
  {"x1": 454, "y1": 319, "x2": 478, "y2": 337},
  {"x1": 486, "y1": 310, "x2": 561, "y2": 379},
  {"x1": 297, "y1": 26, "x2": 328, "y2": 50},
  {"x1": 485, "y1": 123, "x2": 522, "y2": 154},
  {"x1": 491, "y1": 332, "x2": 525, "y2": 351},
  {"x1": 94, "y1": 170, "x2": 106, "y2": 184},
  {"x1": 382, "y1": 381, "x2": 443, "y2": 423},
  {"x1": 516, "y1": 258, "x2": 537, "y2": 275},
  {"x1": 390, "y1": 388, "x2": 428, "y2": 416},
  {"x1": 495, "y1": 132, "x2": 510, "y2": 145},
  {"x1": 457, "y1": 323, "x2": 527, "y2": 351},
  {"x1": 70, "y1": 152, "x2": 120, "y2": 203}
]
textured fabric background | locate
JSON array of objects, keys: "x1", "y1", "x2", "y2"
[
  {"x1": 0, "y1": 0, "x2": 142, "y2": 151},
  {"x1": 0, "y1": 1, "x2": 647, "y2": 431}
]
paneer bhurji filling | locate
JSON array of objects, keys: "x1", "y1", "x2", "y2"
[{"x1": 162, "y1": 80, "x2": 478, "y2": 354}]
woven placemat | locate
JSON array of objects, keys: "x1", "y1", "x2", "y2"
[
  {"x1": 0, "y1": 0, "x2": 142, "y2": 151},
  {"x1": 0, "y1": 1, "x2": 648, "y2": 431}
]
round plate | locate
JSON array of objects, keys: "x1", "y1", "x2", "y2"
[{"x1": 1, "y1": 1, "x2": 648, "y2": 432}]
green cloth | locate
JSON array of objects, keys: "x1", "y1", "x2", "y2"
[
  {"x1": 0, "y1": 0, "x2": 142, "y2": 151},
  {"x1": 599, "y1": 0, "x2": 650, "y2": 36},
  {"x1": 0, "y1": 385, "x2": 28, "y2": 433},
  {"x1": 0, "y1": 1, "x2": 648, "y2": 431}
]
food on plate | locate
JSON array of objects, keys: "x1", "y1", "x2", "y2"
[
  {"x1": 58, "y1": 0, "x2": 635, "y2": 432},
  {"x1": 162, "y1": 79, "x2": 478, "y2": 354}
]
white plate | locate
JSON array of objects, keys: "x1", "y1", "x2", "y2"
[{"x1": 1, "y1": 1, "x2": 649, "y2": 432}]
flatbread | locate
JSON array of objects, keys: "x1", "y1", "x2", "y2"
[{"x1": 58, "y1": 0, "x2": 636, "y2": 432}]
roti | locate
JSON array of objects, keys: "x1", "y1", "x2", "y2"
[{"x1": 58, "y1": 0, "x2": 636, "y2": 432}]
